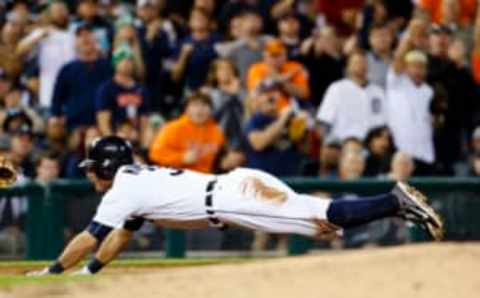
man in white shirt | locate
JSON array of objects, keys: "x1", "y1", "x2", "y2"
[
  {"x1": 386, "y1": 21, "x2": 435, "y2": 174},
  {"x1": 27, "y1": 136, "x2": 443, "y2": 276},
  {"x1": 316, "y1": 51, "x2": 386, "y2": 142},
  {"x1": 16, "y1": 2, "x2": 75, "y2": 109}
]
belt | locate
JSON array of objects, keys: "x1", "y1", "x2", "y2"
[{"x1": 205, "y1": 179, "x2": 227, "y2": 230}]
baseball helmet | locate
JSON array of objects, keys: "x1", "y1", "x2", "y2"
[{"x1": 79, "y1": 136, "x2": 134, "y2": 180}]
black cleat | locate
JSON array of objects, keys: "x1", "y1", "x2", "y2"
[{"x1": 392, "y1": 182, "x2": 444, "y2": 241}]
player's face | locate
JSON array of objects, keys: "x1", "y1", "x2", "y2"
[{"x1": 86, "y1": 170, "x2": 113, "y2": 193}]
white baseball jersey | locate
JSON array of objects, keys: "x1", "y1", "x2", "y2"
[
  {"x1": 317, "y1": 78, "x2": 386, "y2": 142},
  {"x1": 93, "y1": 166, "x2": 333, "y2": 237},
  {"x1": 386, "y1": 68, "x2": 435, "y2": 163}
]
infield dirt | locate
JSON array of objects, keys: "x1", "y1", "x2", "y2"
[{"x1": 2, "y1": 243, "x2": 480, "y2": 298}]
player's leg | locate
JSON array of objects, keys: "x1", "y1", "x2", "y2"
[{"x1": 324, "y1": 182, "x2": 443, "y2": 240}]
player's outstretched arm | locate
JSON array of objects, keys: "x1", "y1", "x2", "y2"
[
  {"x1": 75, "y1": 228, "x2": 133, "y2": 275},
  {"x1": 26, "y1": 231, "x2": 98, "y2": 276}
]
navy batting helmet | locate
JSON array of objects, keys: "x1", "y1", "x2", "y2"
[{"x1": 79, "y1": 136, "x2": 134, "y2": 180}]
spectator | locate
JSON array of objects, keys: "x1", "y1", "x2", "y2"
[
  {"x1": 299, "y1": 26, "x2": 344, "y2": 107},
  {"x1": 35, "y1": 151, "x2": 61, "y2": 185},
  {"x1": 16, "y1": 1, "x2": 75, "y2": 109},
  {"x1": 8, "y1": 121, "x2": 35, "y2": 178},
  {"x1": 50, "y1": 25, "x2": 112, "y2": 132},
  {"x1": 247, "y1": 38, "x2": 310, "y2": 110},
  {"x1": 277, "y1": 12, "x2": 302, "y2": 60},
  {"x1": 429, "y1": 31, "x2": 476, "y2": 174},
  {"x1": 113, "y1": 14, "x2": 146, "y2": 80},
  {"x1": 341, "y1": 137, "x2": 364, "y2": 155},
  {"x1": 171, "y1": 8, "x2": 219, "y2": 92},
  {"x1": 71, "y1": 0, "x2": 113, "y2": 54},
  {"x1": 0, "y1": 84, "x2": 43, "y2": 133},
  {"x1": 387, "y1": 152, "x2": 415, "y2": 182},
  {"x1": 136, "y1": 0, "x2": 175, "y2": 114},
  {"x1": 95, "y1": 44, "x2": 151, "y2": 148},
  {"x1": 338, "y1": 150, "x2": 365, "y2": 180},
  {"x1": 217, "y1": 9, "x2": 271, "y2": 84},
  {"x1": 365, "y1": 23, "x2": 394, "y2": 88},
  {"x1": 316, "y1": 51, "x2": 386, "y2": 143},
  {"x1": 318, "y1": 140, "x2": 341, "y2": 178},
  {"x1": 0, "y1": 17, "x2": 24, "y2": 80},
  {"x1": 244, "y1": 85, "x2": 305, "y2": 177},
  {"x1": 149, "y1": 92, "x2": 225, "y2": 173},
  {"x1": 315, "y1": 0, "x2": 365, "y2": 36},
  {"x1": 364, "y1": 126, "x2": 394, "y2": 177},
  {"x1": 416, "y1": 0, "x2": 476, "y2": 27},
  {"x1": 468, "y1": 152, "x2": 480, "y2": 176},
  {"x1": 387, "y1": 22, "x2": 435, "y2": 175},
  {"x1": 204, "y1": 58, "x2": 246, "y2": 149},
  {"x1": 471, "y1": 126, "x2": 480, "y2": 153}
]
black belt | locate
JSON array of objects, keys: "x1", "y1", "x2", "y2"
[{"x1": 205, "y1": 179, "x2": 227, "y2": 230}]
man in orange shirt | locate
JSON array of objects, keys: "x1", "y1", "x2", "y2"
[
  {"x1": 149, "y1": 92, "x2": 225, "y2": 173},
  {"x1": 247, "y1": 39, "x2": 310, "y2": 109}
]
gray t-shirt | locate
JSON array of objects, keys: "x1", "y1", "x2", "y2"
[
  {"x1": 367, "y1": 51, "x2": 390, "y2": 88},
  {"x1": 217, "y1": 36, "x2": 272, "y2": 82}
]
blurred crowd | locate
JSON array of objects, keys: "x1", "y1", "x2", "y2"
[{"x1": 2, "y1": 0, "x2": 480, "y2": 251}]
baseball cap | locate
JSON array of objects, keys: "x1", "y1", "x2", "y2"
[
  {"x1": 405, "y1": 50, "x2": 428, "y2": 64},
  {"x1": 264, "y1": 39, "x2": 286, "y2": 56},
  {"x1": 112, "y1": 43, "x2": 134, "y2": 68}
]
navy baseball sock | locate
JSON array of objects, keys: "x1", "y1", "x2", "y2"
[{"x1": 326, "y1": 194, "x2": 400, "y2": 229}]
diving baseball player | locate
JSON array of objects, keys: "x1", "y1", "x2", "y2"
[{"x1": 28, "y1": 136, "x2": 443, "y2": 276}]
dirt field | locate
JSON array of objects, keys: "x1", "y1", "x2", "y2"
[{"x1": 2, "y1": 243, "x2": 480, "y2": 298}]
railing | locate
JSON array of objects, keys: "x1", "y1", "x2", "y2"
[{"x1": 0, "y1": 178, "x2": 478, "y2": 260}]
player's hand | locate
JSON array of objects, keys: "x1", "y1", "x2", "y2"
[
  {"x1": 26, "y1": 267, "x2": 51, "y2": 277},
  {"x1": 313, "y1": 219, "x2": 341, "y2": 241}
]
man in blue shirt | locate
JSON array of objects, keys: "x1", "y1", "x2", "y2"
[
  {"x1": 244, "y1": 85, "x2": 304, "y2": 177},
  {"x1": 171, "y1": 8, "x2": 219, "y2": 92},
  {"x1": 50, "y1": 25, "x2": 112, "y2": 132}
]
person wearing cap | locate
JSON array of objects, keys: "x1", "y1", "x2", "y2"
[
  {"x1": 247, "y1": 38, "x2": 310, "y2": 110},
  {"x1": 71, "y1": 0, "x2": 113, "y2": 55},
  {"x1": 16, "y1": 1, "x2": 75, "y2": 109},
  {"x1": 95, "y1": 43, "x2": 151, "y2": 148},
  {"x1": 149, "y1": 92, "x2": 225, "y2": 173},
  {"x1": 386, "y1": 19, "x2": 435, "y2": 175},
  {"x1": 50, "y1": 24, "x2": 112, "y2": 132},
  {"x1": 113, "y1": 14, "x2": 145, "y2": 80}
]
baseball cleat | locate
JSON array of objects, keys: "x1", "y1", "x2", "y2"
[{"x1": 392, "y1": 182, "x2": 444, "y2": 241}]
